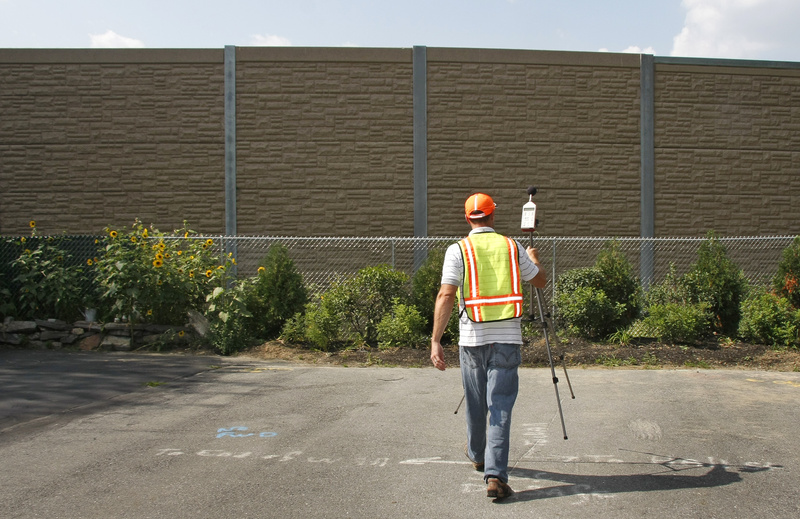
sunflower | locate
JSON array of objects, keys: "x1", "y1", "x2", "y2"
[
  {"x1": 29, "y1": 220, "x2": 36, "y2": 228},
  {"x1": 153, "y1": 258, "x2": 163, "y2": 268},
  {"x1": 147, "y1": 309, "x2": 153, "y2": 316},
  {"x1": 205, "y1": 269, "x2": 213, "y2": 278},
  {"x1": 142, "y1": 229, "x2": 149, "y2": 238},
  {"x1": 158, "y1": 242, "x2": 166, "y2": 251},
  {"x1": 205, "y1": 239, "x2": 214, "y2": 246},
  {"x1": 178, "y1": 330, "x2": 185, "y2": 337},
  {"x1": 156, "y1": 279, "x2": 163, "y2": 286},
  {"x1": 258, "y1": 266, "x2": 266, "y2": 274},
  {"x1": 20, "y1": 237, "x2": 26, "y2": 243},
  {"x1": 131, "y1": 236, "x2": 137, "y2": 243},
  {"x1": 86, "y1": 259, "x2": 93, "y2": 266},
  {"x1": 155, "y1": 253, "x2": 164, "y2": 261},
  {"x1": 189, "y1": 271, "x2": 195, "y2": 278},
  {"x1": 110, "y1": 230, "x2": 118, "y2": 238},
  {"x1": 177, "y1": 250, "x2": 183, "y2": 256}
]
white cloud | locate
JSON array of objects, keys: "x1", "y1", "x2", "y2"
[
  {"x1": 598, "y1": 46, "x2": 657, "y2": 55},
  {"x1": 249, "y1": 34, "x2": 292, "y2": 46},
  {"x1": 671, "y1": 0, "x2": 800, "y2": 59},
  {"x1": 89, "y1": 30, "x2": 145, "y2": 48}
]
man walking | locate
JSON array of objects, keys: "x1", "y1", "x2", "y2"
[{"x1": 430, "y1": 192, "x2": 547, "y2": 499}]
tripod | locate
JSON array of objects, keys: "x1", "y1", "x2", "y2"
[{"x1": 531, "y1": 283, "x2": 574, "y2": 440}]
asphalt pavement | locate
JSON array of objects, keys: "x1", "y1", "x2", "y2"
[{"x1": 1, "y1": 349, "x2": 798, "y2": 518}]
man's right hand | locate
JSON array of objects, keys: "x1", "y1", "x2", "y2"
[{"x1": 430, "y1": 340, "x2": 446, "y2": 371}]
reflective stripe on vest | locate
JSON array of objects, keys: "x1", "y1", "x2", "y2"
[{"x1": 458, "y1": 233, "x2": 523, "y2": 322}]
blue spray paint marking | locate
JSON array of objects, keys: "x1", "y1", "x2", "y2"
[{"x1": 217, "y1": 426, "x2": 277, "y2": 439}]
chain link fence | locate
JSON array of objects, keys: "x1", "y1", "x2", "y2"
[{"x1": 2, "y1": 234, "x2": 796, "y2": 319}]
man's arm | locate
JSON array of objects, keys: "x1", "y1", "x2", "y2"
[
  {"x1": 430, "y1": 283, "x2": 457, "y2": 371},
  {"x1": 526, "y1": 247, "x2": 547, "y2": 289}
]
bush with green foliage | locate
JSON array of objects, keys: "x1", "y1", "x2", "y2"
[
  {"x1": 410, "y1": 248, "x2": 459, "y2": 344},
  {"x1": 376, "y1": 299, "x2": 428, "y2": 349},
  {"x1": 95, "y1": 220, "x2": 225, "y2": 325},
  {"x1": 682, "y1": 232, "x2": 747, "y2": 336},
  {"x1": 8, "y1": 223, "x2": 89, "y2": 321},
  {"x1": 738, "y1": 288, "x2": 799, "y2": 348},
  {"x1": 643, "y1": 301, "x2": 712, "y2": 344},
  {"x1": 773, "y1": 236, "x2": 800, "y2": 309},
  {"x1": 246, "y1": 244, "x2": 308, "y2": 340},
  {"x1": 555, "y1": 241, "x2": 641, "y2": 340},
  {"x1": 281, "y1": 264, "x2": 410, "y2": 350},
  {"x1": 205, "y1": 283, "x2": 254, "y2": 355},
  {"x1": 323, "y1": 264, "x2": 410, "y2": 346}
]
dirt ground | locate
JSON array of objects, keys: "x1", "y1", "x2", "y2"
[{"x1": 241, "y1": 337, "x2": 800, "y2": 372}]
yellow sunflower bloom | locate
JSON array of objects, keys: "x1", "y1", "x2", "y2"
[
  {"x1": 147, "y1": 309, "x2": 153, "y2": 316},
  {"x1": 20, "y1": 237, "x2": 26, "y2": 243},
  {"x1": 177, "y1": 250, "x2": 183, "y2": 256},
  {"x1": 189, "y1": 271, "x2": 195, "y2": 278},
  {"x1": 131, "y1": 236, "x2": 137, "y2": 243},
  {"x1": 155, "y1": 253, "x2": 164, "y2": 261},
  {"x1": 205, "y1": 269, "x2": 213, "y2": 278},
  {"x1": 110, "y1": 230, "x2": 118, "y2": 238},
  {"x1": 205, "y1": 239, "x2": 214, "y2": 246},
  {"x1": 29, "y1": 220, "x2": 36, "y2": 228},
  {"x1": 258, "y1": 266, "x2": 266, "y2": 274},
  {"x1": 87, "y1": 259, "x2": 93, "y2": 266},
  {"x1": 142, "y1": 229, "x2": 149, "y2": 238},
  {"x1": 153, "y1": 259, "x2": 163, "y2": 268}
]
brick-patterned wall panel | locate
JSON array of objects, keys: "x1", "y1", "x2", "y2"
[
  {"x1": 654, "y1": 65, "x2": 800, "y2": 236},
  {"x1": 234, "y1": 49, "x2": 414, "y2": 236},
  {"x1": 0, "y1": 50, "x2": 226, "y2": 235},
  {"x1": 426, "y1": 50, "x2": 642, "y2": 238}
]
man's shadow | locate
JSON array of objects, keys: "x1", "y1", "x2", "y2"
[{"x1": 502, "y1": 455, "x2": 778, "y2": 503}]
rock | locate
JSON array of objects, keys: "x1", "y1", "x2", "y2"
[
  {"x1": 4, "y1": 321, "x2": 37, "y2": 334},
  {"x1": 60, "y1": 334, "x2": 79, "y2": 345},
  {"x1": 73, "y1": 321, "x2": 102, "y2": 332},
  {"x1": 0, "y1": 333, "x2": 22, "y2": 345},
  {"x1": 36, "y1": 319, "x2": 71, "y2": 331},
  {"x1": 101, "y1": 335, "x2": 131, "y2": 351},
  {"x1": 40, "y1": 330, "x2": 67, "y2": 342},
  {"x1": 187, "y1": 309, "x2": 209, "y2": 337},
  {"x1": 78, "y1": 334, "x2": 103, "y2": 351},
  {"x1": 71, "y1": 328, "x2": 85, "y2": 335}
]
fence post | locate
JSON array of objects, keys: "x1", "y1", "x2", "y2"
[{"x1": 640, "y1": 54, "x2": 655, "y2": 289}]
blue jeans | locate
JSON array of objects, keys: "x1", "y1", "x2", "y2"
[{"x1": 460, "y1": 343, "x2": 521, "y2": 483}]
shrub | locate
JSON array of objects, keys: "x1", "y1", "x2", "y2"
[
  {"x1": 557, "y1": 283, "x2": 625, "y2": 339},
  {"x1": 205, "y1": 284, "x2": 254, "y2": 355},
  {"x1": 94, "y1": 220, "x2": 225, "y2": 325},
  {"x1": 554, "y1": 241, "x2": 641, "y2": 340},
  {"x1": 281, "y1": 298, "x2": 344, "y2": 351},
  {"x1": 773, "y1": 236, "x2": 800, "y2": 309},
  {"x1": 376, "y1": 299, "x2": 427, "y2": 349},
  {"x1": 324, "y1": 265, "x2": 410, "y2": 346},
  {"x1": 594, "y1": 240, "x2": 642, "y2": 326},
  {"x1": 643, "y1": 302, "x2": 712, "y2": 344},
  {"x1": 411, "y1": 247, "x2": 458, "y2": 344},
  {"x1": 246, "y1": 244, "x2": 308, "y2": 340},
  {"x1": 682, "y1": 232, "x2": 747, "y2": 336},
  {"x1": 738, "y1": 289, "x2": 800, "y2": 348},
  {"x1": 9, "y1": 224, "x2": 90, "y2": 321}
]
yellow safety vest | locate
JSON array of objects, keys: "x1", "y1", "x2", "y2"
[{"x1": 457, "y1": 232, "x2": 524, "y2": 322}]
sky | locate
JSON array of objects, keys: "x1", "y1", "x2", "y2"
[{"x1": 1, "y1": 0, "x2": 800, "y2": 62}]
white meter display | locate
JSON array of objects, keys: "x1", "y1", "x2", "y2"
[{"x1": 521, "y1": 199, "x2": 537, "y2": 232}]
